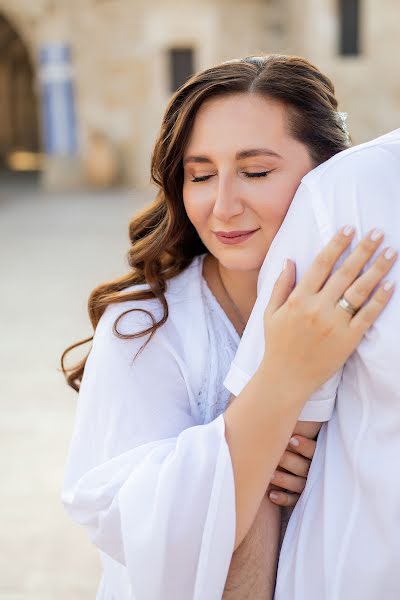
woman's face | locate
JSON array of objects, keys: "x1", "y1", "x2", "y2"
[{"x1": 182, "y1": 93, "x2": 314, "y2": 272}]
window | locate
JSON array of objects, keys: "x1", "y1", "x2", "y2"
[
  {"x1": 169, "y1": 48, "x2": 194, "y2": 92},
  {"x1": 339, "y1": 0, "x2": 360, "y2": 56}
]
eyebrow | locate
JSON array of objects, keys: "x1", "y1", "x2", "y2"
[
  {"x1": 183, "y1": 148, "x2": 283, "y2": 165},
  {"x1": 237, "y1": 148, "x2": 283, "y2": 160}
]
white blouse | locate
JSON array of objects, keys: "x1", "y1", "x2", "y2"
[
  {"x1": 198, "y1": 271, "x2": 241, "y2": 424},
  {"x1": 61, "y1": 253, "x2": 240, "y2": 600}
]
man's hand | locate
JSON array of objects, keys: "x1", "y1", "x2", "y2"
[{"x1": 268, "y1": 421, "x2": 321, "y2": 507}]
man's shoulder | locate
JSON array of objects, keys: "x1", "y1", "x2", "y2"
[
  {"x1": 303, "y1": 128, "x2": 400, "y2": 190},
  {"x1": 293, "y1": 128, "x2": 400, "y2": 246}
]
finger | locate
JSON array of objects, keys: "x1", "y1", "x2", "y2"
[
  {"x1": 271, "y1": 469, "x2": 306, "y2": 494},
  {"x1": 264, "y1": 259, "x2": 296, "y2": 317},
  {"x1": 278, "y1": 449, "x2": 310, "y2": 477},
  {"x1": 269, "y1": 490, "x2": 299, "y2": 507},
  {"x1": 323, "y1": 228, "x2": 389, "y2": 303},
  {"x1": 350, "y1": 279, "x2": 396, "y2": 336},
  {"x1": 334, "y1": 246, "x2": 397, "y2": 320},
  {"x1": 289, "y1": 435, "x2": 317, "y2": 460},
  {"x1": 297, "y1": 225, "x2": 355, "y2": 294}
]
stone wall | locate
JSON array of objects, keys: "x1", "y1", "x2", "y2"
[
  {"x1": 284, "y1": 0, "x2": 400, "y2": 145},
  {"x1": 0, "y1": 0, "x2": 398, "y2": 189}
]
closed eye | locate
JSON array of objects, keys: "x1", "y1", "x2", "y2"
[
  {"x1": 244, "y1": 171, "x2": 271, "y2": 178},
  {"x1": 191, "y1": 171, "x2": 271, "y2": 183},
  {"x1": 191, "y1": 174, "x2": 213, "y2": 182}
]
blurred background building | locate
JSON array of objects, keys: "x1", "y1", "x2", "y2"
[{"x1": 0, "y1": 0, "x2": 399, "y2": 191}]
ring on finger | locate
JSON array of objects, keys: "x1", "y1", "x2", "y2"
[{"x1": 337, "y1": 294, "x2": 359, "y2": 316}]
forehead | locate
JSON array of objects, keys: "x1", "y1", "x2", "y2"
[{"x1": 184, "y1": 93, "x2": 290, "y2": 154}]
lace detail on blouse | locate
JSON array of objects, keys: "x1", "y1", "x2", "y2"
[{"x1": 197, "y1": 269, "x2": 241, "y2": 424}]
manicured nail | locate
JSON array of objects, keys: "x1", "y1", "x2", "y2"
[
  {"x1": 269, "y1": 492, "x2": 279, "y2": 501},
  {"x1": 282, "y1": 258, "x2": 288, "y2": 272},
  {"x1": 384, "y1": 247, "x2": 396, "y2": 260},
  {"x1": 370, "y1": 228, "x2": 384, "y2": 242},
  {"x1": 290, "y1": 436, "x2": 300, "y2": 447},
  {"x1": 342, "y1": 225, "x2": 354, "y2": 236},
  {"x1": 383, "y1": 281, "x2": 394, "y2": 292}
]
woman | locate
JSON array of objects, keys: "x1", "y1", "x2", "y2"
[{"x1": 61, "y1": 55, "x2": 396, "y2": 599}]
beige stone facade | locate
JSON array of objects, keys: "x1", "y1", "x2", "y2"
[{"x1": 0, "y1": 0, "x2": 398, "y2": 189}]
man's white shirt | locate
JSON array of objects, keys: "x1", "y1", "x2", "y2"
[{"x1": 224, "y1": 129, "x2": 400, "y2": 600}]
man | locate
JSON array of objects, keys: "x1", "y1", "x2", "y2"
[{"x1": 224, "y1": 129, "x2": 400, "y2": 599}]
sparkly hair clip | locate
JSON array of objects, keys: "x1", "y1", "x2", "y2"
[{"x1": 336, "y1": 111, "x2": 350, "y2": 141}]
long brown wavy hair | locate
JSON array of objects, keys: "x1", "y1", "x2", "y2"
[{"x1": 61, "y1": 53, "x2": 351, "y2": 391}]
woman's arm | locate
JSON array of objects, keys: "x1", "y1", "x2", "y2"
[
  {"x1": 62, "y1": 303, "x2": 238, "y2": 600},
  {"x1": 224, "y1": 226, "x2": 396, "y2": 550}
]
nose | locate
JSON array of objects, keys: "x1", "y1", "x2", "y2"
[{"x1": 212, "y1": 172, "x2": 244, "y2": 222}]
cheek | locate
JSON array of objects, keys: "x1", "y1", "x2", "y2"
[
  {"x1": 182, "y1": 186, "x2": 210, "y2": 229},
  {"x1": 253, "y1": 180, "x2": 298, "y2": 225}
]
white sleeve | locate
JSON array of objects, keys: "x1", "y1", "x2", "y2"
[
  {"x1": 61, "y1": 302, "x2": 235, "y2": 600},
  {"x1": 224, "y1": 182, "x2": 343, "y2": 422}
]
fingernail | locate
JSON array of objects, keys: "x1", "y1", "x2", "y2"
[
  {"x1": 290, "y1": 436, "x2": 300, "y2": 447},
  {"x1": 384, "y1": 247, "x2": 396, "y2": 260},
  {"x1": 282, "y1": 258, "x2": 288, "y2": 272},
  {"x1": 342, "y1": 225, "x2": 354, "y2": 236},
  {"x1": 269, "y1": 492, "x2": 279, "y2": 500},
  {"x1": 370, "y1": 228, "x2": 384, "y2": 242},
  {"x1": 383, "y1": 280, "x2": 394, "y2": 292},
  {"x1": 271, "y1": 471, "x2": 276, "y2": 480}
]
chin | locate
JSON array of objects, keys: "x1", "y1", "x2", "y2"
[{"x1": 216, "y1": 249, "x2": 265, "y2": 273}]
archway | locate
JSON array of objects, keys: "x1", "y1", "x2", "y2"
[{"x1": 0, "y1": 13, "x2": 41, "y2": 177}]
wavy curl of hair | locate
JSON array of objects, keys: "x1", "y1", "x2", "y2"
[{"x1": 61, "y1": 53, "x2": 351, "y2": 391}]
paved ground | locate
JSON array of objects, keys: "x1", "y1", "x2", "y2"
[{"x1": 0, "y1": 179, "x2": 151, "y2": 599}]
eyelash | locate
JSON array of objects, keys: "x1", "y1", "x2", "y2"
[{"x1": 190, "y1": 171, "x2": 271, "y2": 183}]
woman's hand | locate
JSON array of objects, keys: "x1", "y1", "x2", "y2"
[
  {"x1": 268, "y1": 434, "x2": 317, "y2": 507},
  {"x1": 263, "y1": 226, "x2": 397, "y2": 399}
]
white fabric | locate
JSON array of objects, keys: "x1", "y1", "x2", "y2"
[
  {"x1": 224, "y1": 129, "x2": 400, "y2": 599},
  {"x1": 198, "y1": 276, "x2": 241, "y2": 423},
  {"x1": 61, "y1": 255, "x2": 241, "y2": 600}
]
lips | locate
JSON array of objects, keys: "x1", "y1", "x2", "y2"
[
  {"x1": 214, "y1": 228, "x2": 259, "y2": 245},
  {"x1": 214, "y1": 229, "x2": 259, "y2": 238}
]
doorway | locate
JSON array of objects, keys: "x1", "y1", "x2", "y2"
[{"x1": 0, "y1": 13, "x2": 41, "y2": 182}]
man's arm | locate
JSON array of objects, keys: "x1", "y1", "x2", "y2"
[
  {"x1": 223, "y1": 494, "x2": 280, "y2": 600},
  {"x1": 222, "y1": 420, "x2": 321, "y2": 599}
]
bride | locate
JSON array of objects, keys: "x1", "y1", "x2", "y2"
[{"x1": 60, "y1": 55, "x2": 396, "y2": 599}]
